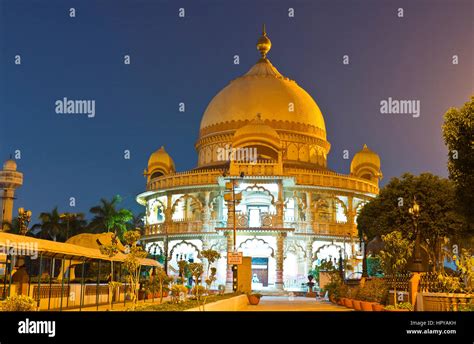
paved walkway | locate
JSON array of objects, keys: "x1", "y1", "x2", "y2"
[{"x1": 241, "y1": 296, "x2": 352, "y2": 311}]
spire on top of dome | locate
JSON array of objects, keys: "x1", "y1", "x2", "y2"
[{"x1": 256, "y1": 24, "x2": 272, "y2": 60}]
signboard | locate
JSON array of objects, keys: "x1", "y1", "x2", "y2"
[{"x1": 227, "y1": 252, "x2": 243, "y2": 265}]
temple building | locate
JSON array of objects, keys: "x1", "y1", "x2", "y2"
[{"x1": 137, "y1": 28, "x2": 382, "y2": 291}]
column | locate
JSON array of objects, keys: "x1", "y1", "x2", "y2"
[
  {"x1": 275, "y1": 232, "x2": 286, "y2": 291},
  {"x1": 163, "y1": 237, "x2": 169, "y2": 274},
  {"x1": 164, "y1": 193, "x2": 173, "y2": 233},
  {"x1": 225, "y1": 232, "x2": 234, "y2": 291},
  {"x1": 275, "y1": 180, "x2": 284, "y2": 227},
  {"x1": 305, "y1": 191, "x2": 313, "y2": 232},
  {"x1": 202, "y1": 191, "x2": 211, "y2": 231},
  {"x1": 305, "y1": 239, "x2": 314, "y2": 275}
]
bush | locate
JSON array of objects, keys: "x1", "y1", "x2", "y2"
[
  {"x1": 356, "y1": 278, "x2": 389, "y2": 304},
  {"x1": 324, "y1": 274, "x2": 343, "y2": 300},
  {"x1": 218, "y1": 284, "x2": 226, "y2": 295},
  {"x1": 1, "y1": 295, "x2": 37, "y2": 311},
  {"x1": 385, "y1": 302, "x2": 413, "y2": 311},
  {"x1": 170, "y1": 284, "x2": 189, "y2": 303},
  {"x1": 191, "y1": 285, "x2": 207, "y2": 300}
]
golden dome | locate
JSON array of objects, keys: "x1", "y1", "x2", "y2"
[
  {"x1": 351, "y1": 144, "x2": 382, "y2": 179},
  {"x1": 147, "y1": 146, "x2": 175, "y2": 177},
  {"x1": 199, "y1": 29, "x2": 326, "y2": 141},
  {"x1": 233, "y1": 114, "x2": 281, "y2": 151},
  {"x1": 3, "y1": 159, "x2": 17, "y2": 171}
]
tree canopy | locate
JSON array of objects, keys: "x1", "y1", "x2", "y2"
[
  {"x1": 357, "y1": 173, "x2": 465, "y2": 270},
  {"x1": 442, "y1": 96, "x2": 474, "y2": 225}
]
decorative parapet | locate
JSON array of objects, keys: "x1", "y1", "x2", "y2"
[
  {"x1": 312, "y1": 222, "x2": 358, "y2": 237},
  {"x1": 284, "y1": 167, "x2": 379, "y2": 194},
  {"x1": 146, "y1": 169, "x2": 222, "y2": 191},
  {"x1": 145, "y1": 165, "x2": 379, "y2": 195}
]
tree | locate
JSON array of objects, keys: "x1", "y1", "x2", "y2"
[
  {"x1": 200, "y1": 249, "x2": 221, "y2": 284},
  {"x1": 122, "y1": 230, "x2": 147, "y2": 308},
  {"x1": 32, "y1": 207, "x2": 65, "y2": 242},
  {"x1": 357, "y1": 173, "x2": 464, "y2": 272},
  {"x1": 379, "y1": 231, "x2": 413, "y2": 308},
  {"x1": 127, "y1": 212, "x2": 145, "y2": 235},
  {"x1": 2, "y1": 217, "x2": 21, "y2": 235},
  {"x1": 442, "y1": 96, "x2": 474, "y2": 227},
  {"x1": 59, "y1": 212, "x2": 87, "y2": 239},
  {"x1": 177, "y1": 260, "x2": 188, "y2": 285},
  {"x1": 154, "y1": 267, "x2": 173, "y2": 303},
  {"x1": 98, "y1": 234, "x2": 119, "y2": 310},
  {"x1": 89, "y1": 195, "x2": 133, "y2": 240}
]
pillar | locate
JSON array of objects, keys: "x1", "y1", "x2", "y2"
[
  {"x1": 275, "y1": 232, "x2": 286, "y2": 290},
  {"x1": 163, "y1": 237, "x2": 169, "y2": 274},
  {"x1": 275, "y1": 180, "x2": 284, "y2": 227},
  {"x1": 164, "y1": 193, "x2": 173, "y2": 233},
  {"x1": 305, "y1": 192, "x2": 313, "y2": 232},
  {"x1": 225, "y1": 232, "x2": 234, "y2": 291},
  {"x1": 305, "y1": 239, "x2": 314, "y2": 275},
  {"x1": 0, "y1": 189, "x2": 15, "y2": 229},
  {"x1": 202, "y1": 191, "x2": 211, "y2": 231}
]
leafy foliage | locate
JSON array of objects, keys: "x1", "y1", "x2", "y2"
[
  {"x1": 0, "y1": 295, "x2": 36, "y2": 311},
  {"x1": 442, "y1": 96, "x2": 474, "y2": 226},
  {"x1": 357, "y1": 173, "x2": 464, "y2": 271},
  {"x1": 89, "y1": 195, "x2": 133, "y2": 240}
]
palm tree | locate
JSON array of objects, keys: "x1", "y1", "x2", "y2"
[
  {"x1": 89, "y1": 195, "x2": 133, "y2": 240},
  {"x1": 60, "y1": 212, "x2": 87, "y2": 240},
  {"x1": 2, "y1": 217, "x2": 21, "y2": 234},
  {"x1": 31, "y1": 207, "x2": 65, "y2": 242},
  {"x1": 127, "y1": 212, "x2": 145, "y2": 235}
]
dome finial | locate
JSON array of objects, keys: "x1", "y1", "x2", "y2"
[{"x1": 256, "y1": 24, "x2": 272, "y2": 60}]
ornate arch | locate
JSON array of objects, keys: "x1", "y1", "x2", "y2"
[
  {"x1": 169, "y1": 240, "x2": 202, "y2": 259},
  {"x1": 313, "y1": 243, "x2": 343, "y2": 261},
  {"x1": 147, "y1": 242, "x2": 163, "y2": 256},
  {"x1": 171, "y1": 194, "x2": 204, "y2": 213},
  {"x1": 284, "y1": 241, "x2": 307, "y2": 259},
  {"x1": 238, "y1": 237, "x2": 275, "y2": 258},
  {"x1": 241, "y1": 184, "x2": 275, "y2": 205}
]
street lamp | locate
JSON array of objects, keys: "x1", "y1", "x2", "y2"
[
  {"x1": 18, "y1": 207, "x2": 32, "y2": 235},
  {"x1": 408, "y1": 197, "x2": 423, "y2": 272}
]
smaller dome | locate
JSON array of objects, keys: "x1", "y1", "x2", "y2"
[
  {"x1": 147, "y1": 146, "x2": 175, "y2": 178},
  {"x1": 233, "y1": 114, "x2": 281, "y2": 150},
  {"x1": 350, "y1": 144, "x2": 382, "y2": 180},
  {"x1": 3, "y1": 159, "x2": 17, "y2": 171}
]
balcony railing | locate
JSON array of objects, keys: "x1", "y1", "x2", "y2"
[{"x1": 144, "y1": 218, "x2": 357, "y2": 237}]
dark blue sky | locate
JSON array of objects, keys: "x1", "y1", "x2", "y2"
[{"x1": 0, "y1": 0, "x2": 472, "y2": 219}]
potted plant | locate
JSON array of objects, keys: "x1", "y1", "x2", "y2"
[
  {"x1": 384, "y1": 302, "x2": 413, "y2": 312},
  {"x1": 357, "y1": 278, "x2": 388, "y2": 311},
  {"x1": 247, "y1": 292, "x2": 262, "y2": 305}
]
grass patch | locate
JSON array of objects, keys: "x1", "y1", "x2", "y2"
[{"x1": 134, "y1": 292, "x2": 242, "y2": 311}]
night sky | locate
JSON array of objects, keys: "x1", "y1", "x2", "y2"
[{"x1": 0, "y1": 0, "x2": 472, "y2": 219}]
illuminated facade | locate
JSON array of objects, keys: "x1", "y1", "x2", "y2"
[{"x1": 137, "y1": 28, "x2": 382, "y2": 291}]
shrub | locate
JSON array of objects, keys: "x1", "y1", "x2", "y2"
[
  {"x1": 218, "y1": 284, "x2": 226, "y2": 295},
  {"x1": 191, "y1": 285, "x2": 207, "y2": 300},
  {"x1": 170, "y1": 284, "x2": 189, "y2": 303},
  {"x1": 324, "y1": 274, "x2": 343, "y2": 300},
  {"x1": 357, "y1": 278, "x2": 389, "y2": 304},
  {"x1": 1, "y1": 295, "x2": 36, "y2": 311},
  {"x1": 385, "y1": 302, "x2": 413, "y2": 311}
]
